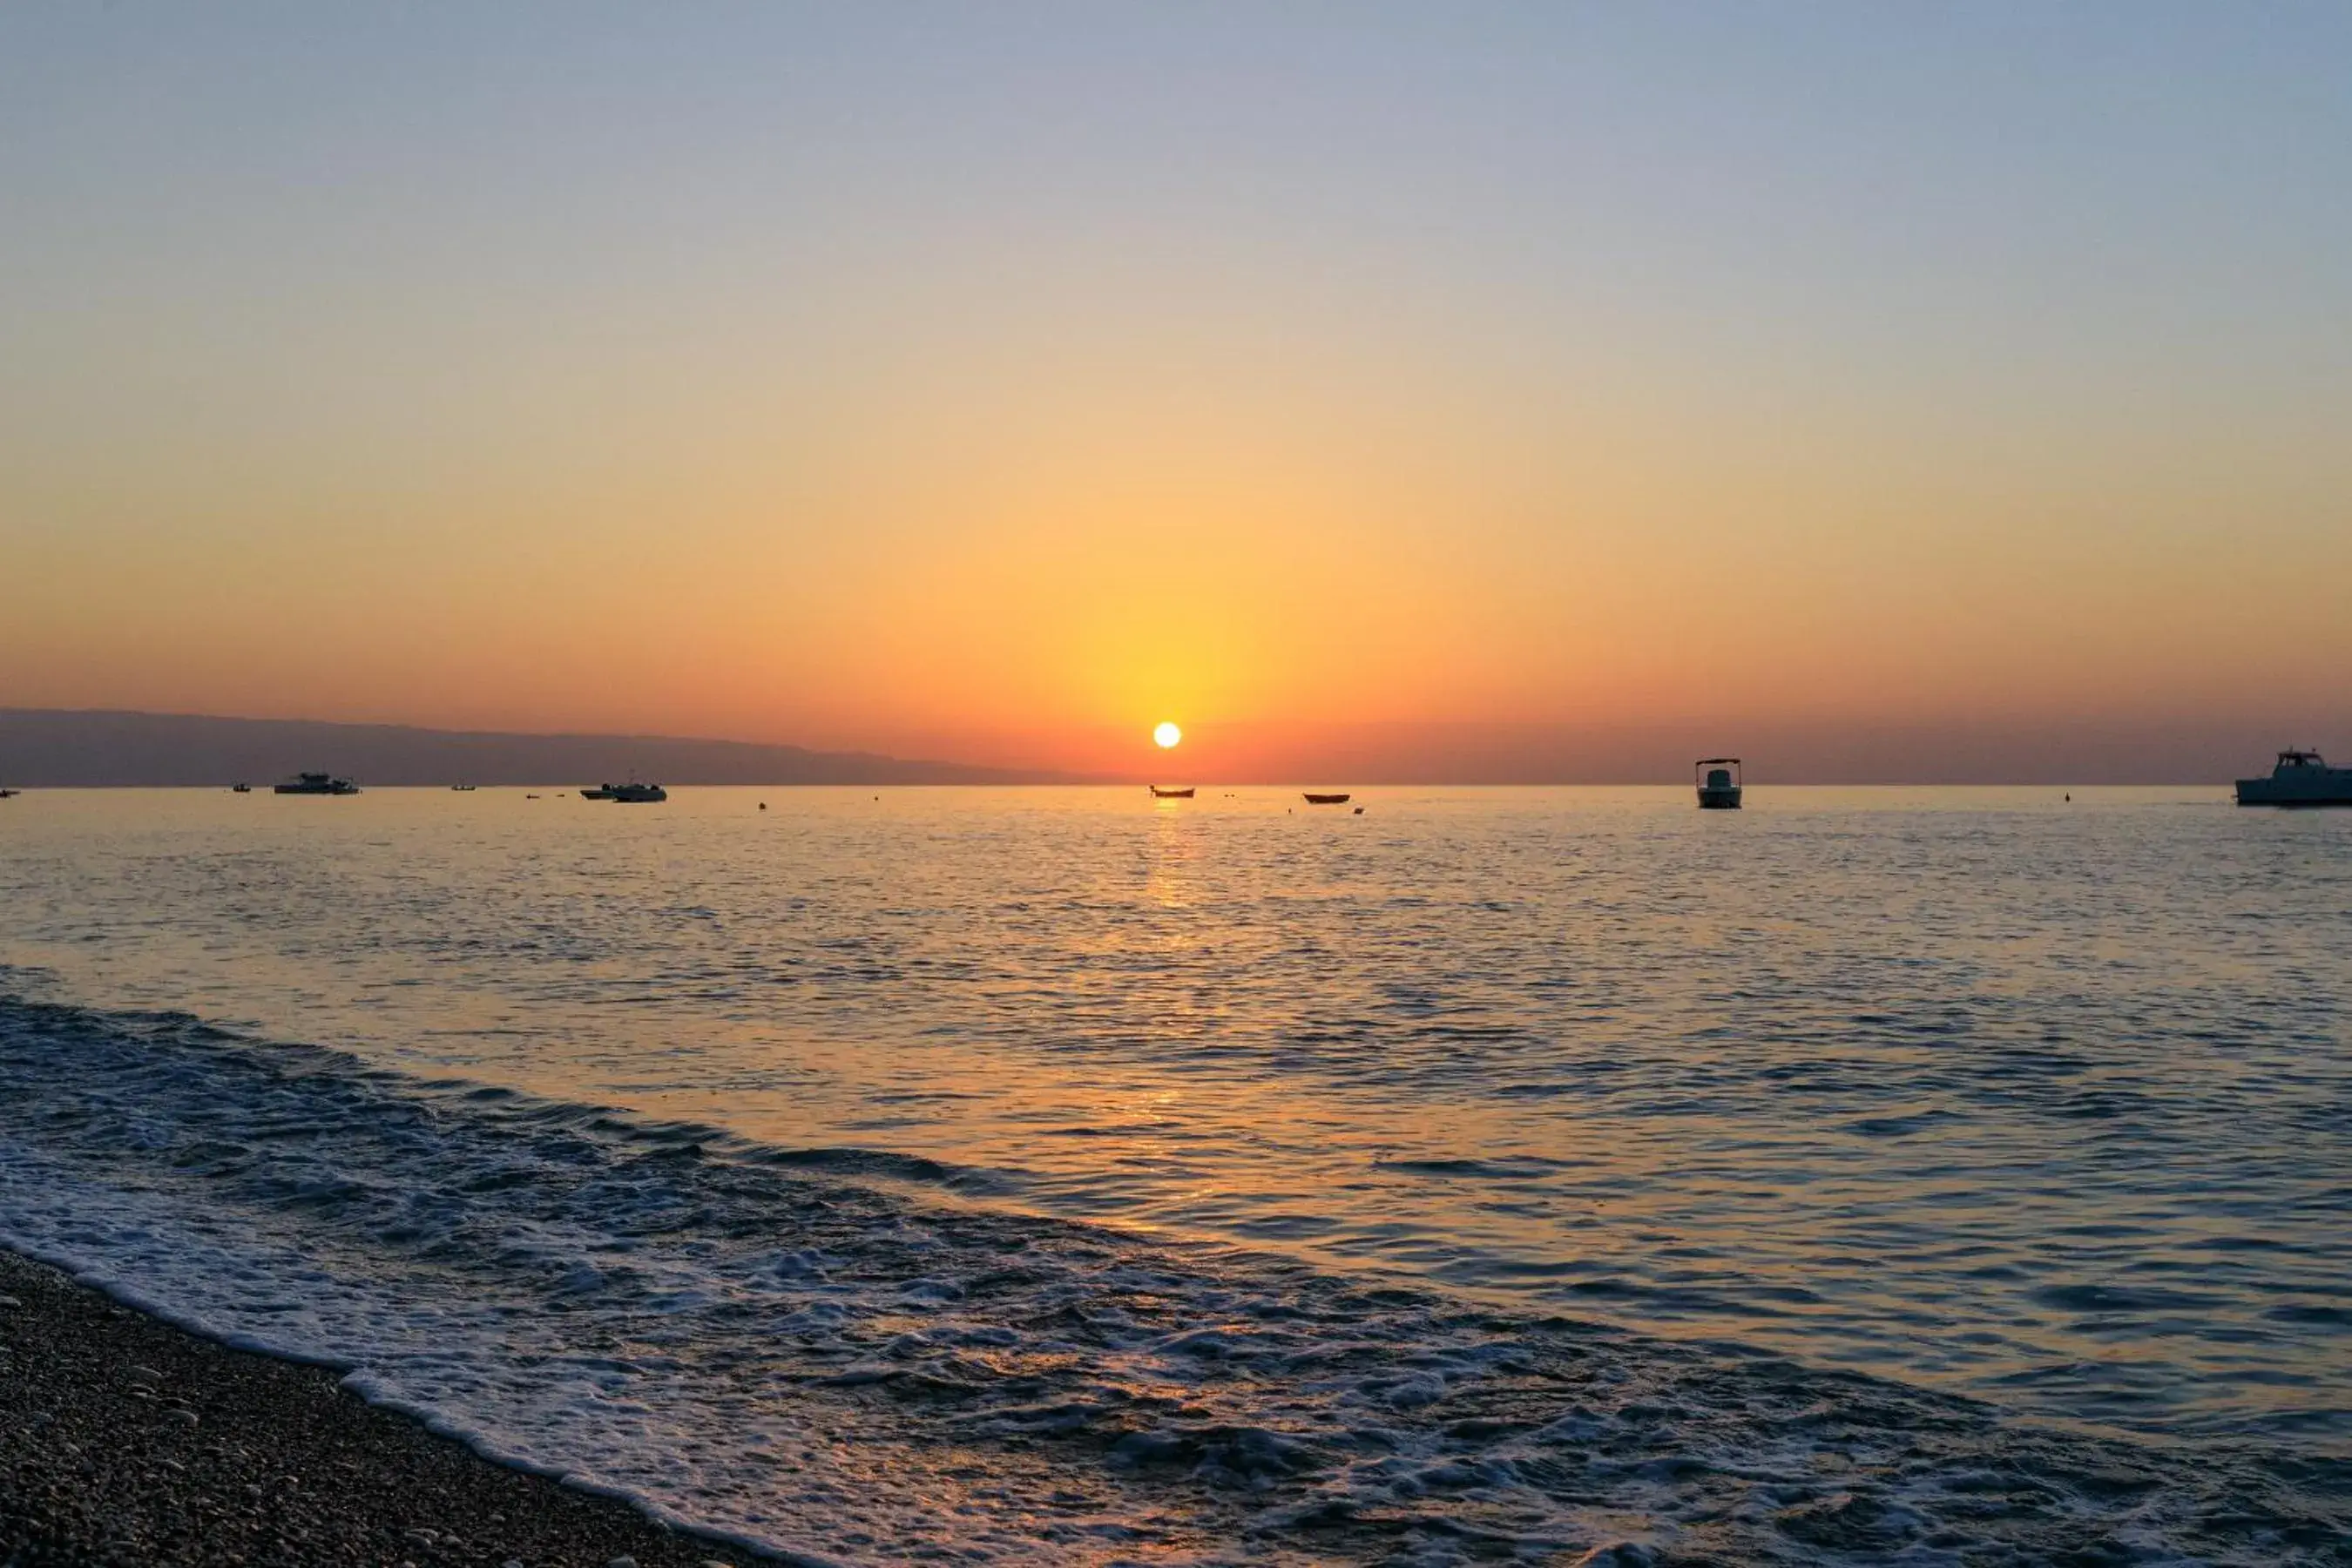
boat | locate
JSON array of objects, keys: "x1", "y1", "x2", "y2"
[
  {"x1": 1695, "y1": 757, "x2": 1742, "y2": 809},
  {"x1": 450, "y1": 783, "x2": 476, "y2": 792},
  {"x1": 274, "y1": 772, "x2": 361, "y2": 795},
  {"x1": 583, "y1": 781, "x2": 666, "y2": 803},
  {"x1": 1302, "y1": 793, "x2": 1351, "y2": 805},
  {"x1": 230, "y1": 782, "x2": 251, "y2": 793},
  {"x1": 1149, "y1": 785, "x2": 1195, "y2": 799},
  {"x1": 0, "y1": 788, "x2": 18, "y2": 800},
  {"x1": 2234, "y1": 749, "x2": 2352, "y2": 807}
]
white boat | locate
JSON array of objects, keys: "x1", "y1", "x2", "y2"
[
  {"x1": 2234, "y1": 750, "x2": 2352, "y2": 807},
  {"x1": 1695, "y1": 757, "x2": 1742, "y2": 809}
]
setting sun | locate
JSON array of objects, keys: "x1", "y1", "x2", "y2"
[{"x1": 1152, "y1": 721, "x2": 1182, "y2": 749}]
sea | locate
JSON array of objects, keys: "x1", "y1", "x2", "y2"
[{"x1": 1, "y1": 785, "x2": 2346, "y2": 1564}]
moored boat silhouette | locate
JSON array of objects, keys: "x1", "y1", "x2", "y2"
[
  {"x1": 274, "y1": 772, "x2": 360, "y2": 795},
  {"x1": 1696, "y1": 757, "x2": 1742, "y2": 809},
  {"x1": 583, "y1": 781, "x2": 667, "y2": 803},
  {"x1": 2234, "y1": 749, "x2": 2352, "y2": 807}
]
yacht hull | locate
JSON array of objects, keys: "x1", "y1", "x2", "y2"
[
  {"x1": 2235, "y1": 778, "x2": 2352, "y2": 806},
  {"x1": 2235, "y1": 750, "x2": 2352, "y2": 805}
]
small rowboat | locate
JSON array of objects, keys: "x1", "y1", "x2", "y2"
[
  {"x1": 1302, "y1": 792, "x2": 1350, "y2": 805},
  {"x1": 1149, "y1": 785, "x2": 1195, "y2": 799}
]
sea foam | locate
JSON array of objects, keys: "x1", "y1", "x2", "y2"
[{"x1": 3, "y1": 997, "x2": 2343, "y2": 1565}]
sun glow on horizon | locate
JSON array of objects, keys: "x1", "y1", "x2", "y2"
[{"x1": 3, "y1": 9, "x2": 2349, "y2": 771}]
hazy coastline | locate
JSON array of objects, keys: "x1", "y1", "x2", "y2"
[{"x1": 0, "y1": 709, "x2": 1089, "y2": 789}]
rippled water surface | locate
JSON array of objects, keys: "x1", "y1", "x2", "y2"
[{"x1": 3, "y1": 785, "x2": 2348, "y2": 1561}]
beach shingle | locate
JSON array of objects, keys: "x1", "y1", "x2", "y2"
[{"x1": 0, "y1": 1251, "x2": 750, "y2": 1568}]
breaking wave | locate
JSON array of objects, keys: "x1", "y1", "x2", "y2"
[{"x1": 2, "y1": 995, "x2": 2345, "y2": 1564}]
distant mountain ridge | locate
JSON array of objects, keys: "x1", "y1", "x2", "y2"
[{"x1": 0, "y1": 709, "x2": 1093, "y2": 787}]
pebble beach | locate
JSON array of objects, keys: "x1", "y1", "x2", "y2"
[{"x1": 0, "y1": 1251, "x2": 769, "y2": 1568}]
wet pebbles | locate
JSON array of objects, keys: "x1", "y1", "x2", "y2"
[{"x1": 0, "y1": 1251, "x2": 760, "y2": 1567}]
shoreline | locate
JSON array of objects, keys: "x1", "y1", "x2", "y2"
[{"x1": 0, "y1": 1248, "x2": 783, "y2": 1568}]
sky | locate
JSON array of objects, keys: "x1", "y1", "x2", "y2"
[{"x1": 3, "y1": 3, "x2": 2348, "y2": 780}]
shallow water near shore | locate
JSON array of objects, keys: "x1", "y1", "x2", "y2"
[{"x1": 2, "y1": 785, "x2": 2349, "y2": 1560}]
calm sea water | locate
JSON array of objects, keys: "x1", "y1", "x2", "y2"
[{"x1": 2, "y1": 786, "x2": 2347, "y2": 1562}]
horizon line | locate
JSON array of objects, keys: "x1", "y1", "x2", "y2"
[{"x1": 0, "y1": 705, "x2": 2324, "y2": 788}]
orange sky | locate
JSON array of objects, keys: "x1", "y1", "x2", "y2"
[{"x1": 3, "y1": 8, "x2": 2348, "y2": 778}]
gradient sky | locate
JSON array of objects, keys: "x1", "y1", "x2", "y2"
[{"x1": 4, "y1": 3, "x2": 2348, "y2": 777}]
